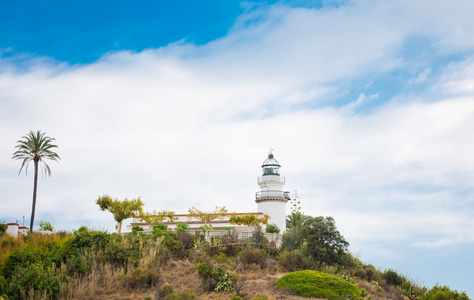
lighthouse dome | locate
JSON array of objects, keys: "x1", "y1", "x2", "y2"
[{"x1": 262, "y1": 153, "x2": 281, "y2": 176}]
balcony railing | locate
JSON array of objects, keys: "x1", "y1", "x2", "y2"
[{"x1": 256, "y1": 190, "x2": 291, "y2": 200}]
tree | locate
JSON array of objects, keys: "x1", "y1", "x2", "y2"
[
  {"x1": 229, "y1": 213, "x2": 269, "y2": 228},
  {"x1": 286, "y1": 211, "x2": 310, "y2": 230},
  {"x1": 265, "y1": 224, "x2": 280, "y2": 234},
  {"x1": 286, "y1": 190, "x2": 309, "y2": 230},
  {"x1": 96, "y1": 195, "x2": 144, "y2": 233},
  {"x1": 39, "y1": 220, "x2": 54, "y2": 232},
  {"x1": 187, "y1": 206, "x2": 228, "y2": 229},
  {"x1": 138, "y1": 210, "x2": 177, "y2": 230},
  {"x1": 12, "y1": 130, "x2": 60, "y2": 233},
  {"x1": 302, "y1": 216, "x2": 349, "y2": 265}
]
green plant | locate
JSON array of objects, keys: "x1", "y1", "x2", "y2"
[
  {"x1": 302, "y1": 216, "x2": 349, "y2": 265},
  {"x1": 96, "y1": 195, "x2": 144, "y2": 233},
  {"x1": 153, "y1": 224, "x2": 169, "y2": 231},
  {"x1": 229, "y1": 295, "x2": 242, "y2": 300},
  {"x1": 12, "y1": 130, "x2": 60, "y2": 233},
  {"x1": 39, "y1": 221, "x2": 54, "y2": 232},
  {"x1": 277, "y1": 250, "x2": 311, "y2": 271},
  {"x1": 265, "y1": 224, "x2": 280, "y2": 234},
  {"x1": 238, "y1": 248, "x2": 267, "y2": 269},
  {"x1": 213, "y1": 252, "x2": 229, "y2": 264},
  {"x1": 383, "y1": 269, "x2": 403, "y2": 286},
  {"x1": 275, "y1": 270, "x2": 366, "y2": 300},
  {"x1": 195, "y1": 263, "x2": 233, "y2": 292},
  {"x1": 0, "y1": 223, "x2": 7, "y2": 236},
  {"x1": 418, "y1": 285, "x2": 470, "y2": 300},
  {"x1": 176, "y1": 223, "x2": 190, "y2": 233},
  {"x1": 131, "y1": 225, "x2": 145, "y2": 235}
]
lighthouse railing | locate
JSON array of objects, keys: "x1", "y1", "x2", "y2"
[{"x1": 255, "y1": 190, "x2": 291, "y2": 200}]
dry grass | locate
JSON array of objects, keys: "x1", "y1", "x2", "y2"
[{"x1": 0, "y1": 232, "x2": 72, "y2": 269}]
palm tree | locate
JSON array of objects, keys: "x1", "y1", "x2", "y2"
[
  {"x1": 12, "y1": 130, "x2": 60, "y2": 232},
  {"x1": 286, "y1": 211, "x2": 310, "y2": 230}
]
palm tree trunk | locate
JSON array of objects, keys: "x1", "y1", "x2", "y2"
[{"x1": 30, "y1": 159, "x2": 39, "y2": 233}]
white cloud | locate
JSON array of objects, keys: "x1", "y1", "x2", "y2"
[{"x1": 1, "y1": 0, "x2": 473, "y2": 261}]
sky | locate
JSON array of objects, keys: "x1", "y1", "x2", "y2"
[{"x1": 1, "y1": 0, "x2": 473, "y2": 296}]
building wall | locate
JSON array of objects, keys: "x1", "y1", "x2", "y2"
[{"x1": 257, "y1": 201, "x2": 286, "y2": 232}]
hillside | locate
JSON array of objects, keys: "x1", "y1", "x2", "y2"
[{"x1": 0, "y1": 225, "x2": 470, "y2": 300}]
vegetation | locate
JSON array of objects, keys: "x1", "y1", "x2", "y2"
[
  {"x1": 96, "y1": 195, "x2": 144, "y2": 233},
  {"x1": 138, "y1": 210, "x2": 177, "y2": 231},
  {"x1": 12, "y1": 130, "x2": 60, "y2": 233},
  {"x1": 187, "y1": 206, "x2": 228, "y2": 230},
  {"x1": 229, "y1": 214, "x2": 269, "y2": 228},
  {"x1": 264, "y1": 224, "x2": 280, "y2": 234},
  {"x1": 276, "y1": 270, "x2": 366, "y2": 299},
  {"x1": 39, "y1": 221, "x2": 54, "y2": 232},
  {"x1": 0, "y1": 215, "x2": 469, "y2": 300}
]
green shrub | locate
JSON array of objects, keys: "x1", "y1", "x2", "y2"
[
  {"x1": 265, "y1": 225, "x2": 280, "y2": 234},
  {"x1": 131, "y1": 225, "x2": 144, "y2": 235},
  {"x1": 39, "y1": 221, "x2": 54, "y2": 232},
  {"x1": 125, "y1": 267, "x2": 160, "y2": 289},
  {"x1": 0, "y1": 275, "x2": 7, "y2": 296},
  {"x1": 213, "y1": 252, "x2": 229, "y2": 264},
  {"x1": 2, "y1": 246, "x2": 44, "y2": 280},
  {"x1": 195, "y1": 263, "x2": 233, "y2": 292},
  {"x1": 277, "y1": 250, "x2": 311, "y2": 271},
  {"x1": 153, "y1": 224, "x2": 168, "y2": 231},
  {"x1": 176, "y1": 223, "x2": 190, "y2": 233},
  {"x1": 196, "y1": 263, "x2": 214, "y2": 281},
  {"x1": 275, "y1": 270, "x2": 366, "y2": 300},
  {"x1": 418, "y1": 285, "x2": 470, "y2": 300},
  {"x1": 229, "y1": 295, "x2": 242, "y2": 300},
  {"x1": 238, "y1": 248, "x2": 267, "y2": 269},
  {"x1": 0, "y1": 223, "x2": 7, "y2": 236},
  {"x1": 383, "y1": 269, "x2": 404, "y2": 286},
  {"x1": 7, "y1": 262, "x2": 67, "y2": 300}
]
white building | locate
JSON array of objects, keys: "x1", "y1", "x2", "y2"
[
  {"x1": 255, "y1": 151, "x2": 290, "y2": 232},
  {"x1": 128, "y1": 151, "x2": 290, "y2": 234}
]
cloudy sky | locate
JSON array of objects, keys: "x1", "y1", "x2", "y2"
[{"x1": 1, "y1": 0, "x2": 473, "y2": 296}]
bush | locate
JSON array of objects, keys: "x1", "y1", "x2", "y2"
[
  {"x1": 2, "y1": 246, "x2": 44, "y2": 280},
  {"x1": 383, "y1": 269, "x2": 404, "y2": 286},
  {"x1": 213, "y1": 252, "x2": 229, "y2": 264},
  {"x1": 275, "y1": 270, "x2": 366, "y2": 300},
  {"x1": 124, "y1": 267, "x2": 160, "y2": 289},
  {"x1": 0, "y1": 223, "x2": 7, "y2": 236},
  {"x1": 277, "y1": 250, "x2": 312, "y2": 272},
  {"x1": 238, "y1": 248, "x2": 267, "y2": 269},
  {"x1": 176, "y1": 223, "x2": 190, "y2": 233},
  {"x1": 418, "y1": 285, "x2": 470, "y2": 300},
  {"x1": 195, "y1": 263, "x2": 233, "y2": 292},
  {"x1": 265, "y1": 224, "x2": 280, "y2": 234}
]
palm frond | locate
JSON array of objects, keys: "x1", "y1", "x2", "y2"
[{"x1": 12, "y1": 130, "x2": 60, "y2": 177}]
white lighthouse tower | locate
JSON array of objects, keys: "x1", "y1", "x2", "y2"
[{"x1": 255, "y1": 151, "x2": 290, "y2": 232}]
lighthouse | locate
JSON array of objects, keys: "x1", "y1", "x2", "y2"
[{"x1": 255, "y1": 151, "x2": 290, "y2": 232}]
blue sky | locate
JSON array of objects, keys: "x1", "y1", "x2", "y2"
[{"x1": 1, "y1": 0, "x2": 474, "y2": 297}]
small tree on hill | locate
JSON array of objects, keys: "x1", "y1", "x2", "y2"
[
  {"x1": 96, "y1": 195, "x2": 144, "y2": 233},
  {"x1": 302, "y1": 216, "x2": 349, "y2": 265},
  {"x1": 39, "y1": 220, "x2": 54, "y2": 232}
]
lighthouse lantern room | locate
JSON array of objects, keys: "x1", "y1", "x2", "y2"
[{"x1": 255, "y1": 151, "x2": 290, "y2": 232}]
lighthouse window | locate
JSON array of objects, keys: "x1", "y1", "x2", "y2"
[{"x1": 263, "y1": 166, "x2": 279, "y2": 175}]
